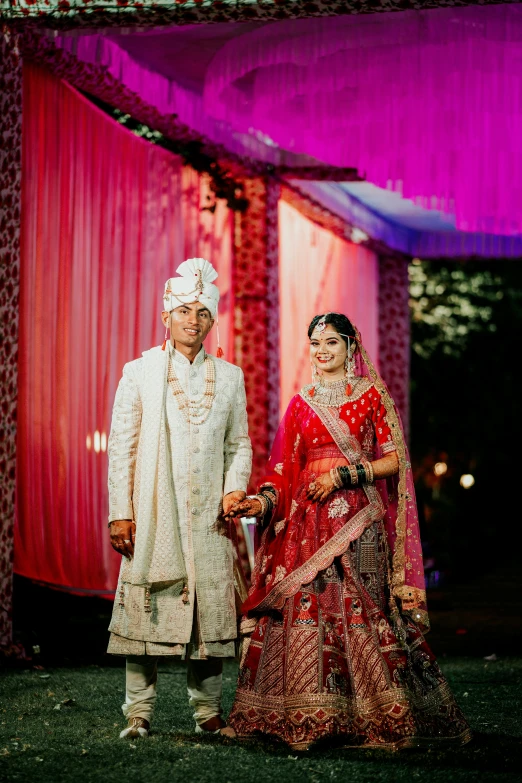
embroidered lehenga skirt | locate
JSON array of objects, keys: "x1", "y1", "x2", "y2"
[{"x1": 228, "y1": 491, "x2": 471, "y2": 751}]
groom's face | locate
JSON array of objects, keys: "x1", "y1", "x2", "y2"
[{"x1": 162, "y1": 302, "x2": 214, "y2": 349}]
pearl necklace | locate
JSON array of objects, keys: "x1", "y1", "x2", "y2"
[{"x1": 167, "y1": 352, "x2": 216, "y2": 425}]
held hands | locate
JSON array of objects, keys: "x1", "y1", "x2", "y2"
[
  {"x1": 307, "y1": 471, "x2": 335, "y2": 503},
  {"x1": 109, "y1": 520, "x2": 136, "y2": 559},
  {"x1": 223, "y1": 493, "x2": 263, "y2": 519},
  {"x1": 222, "y1": 490, "x2": 248, "y2": 519}
]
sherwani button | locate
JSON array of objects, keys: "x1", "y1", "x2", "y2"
[
  {"x1": 193, "y1": 447, "x2": 200, "y2": 454},
  {"x1": 192, "y1": 427, "x2": 200, "y2": 434},
  {"x1": 192, "y1": 487, "x2": 200, "y2": 494},
  {"x1": 193, "y1": 467, "x2": 200, "y2": 473},
  {"x1": 191, "y1": 508, "x2": 199, "y2": 515}
]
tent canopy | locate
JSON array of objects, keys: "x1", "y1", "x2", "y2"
[{"x1": 48, "y1": 5, "x2": 522, "y2": 253}]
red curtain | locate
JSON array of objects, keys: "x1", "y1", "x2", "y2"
[{"x1": 15, "y1": 63, "x2": 232, "y2": 596}]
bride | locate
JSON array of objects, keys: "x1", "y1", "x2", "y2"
[{"x1": 226, "y1": 312, "x2": 471, "y2": 751}]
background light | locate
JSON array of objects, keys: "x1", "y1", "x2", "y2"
[
  {"x1": 434, "y1": 461, "x2": 448, "y2": 476},
  {"x1": 350, "y1": 227, "x2": 369, "y2": 244},
  {"x1": 460, "y1": 474, "x2": 475, "y2": 489},
  {"x1": 87, "y1": 431, "x2": 107, "y2": 454}
]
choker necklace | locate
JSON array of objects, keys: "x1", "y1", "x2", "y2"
[
  {"x1": 167, "y1": 352, "x2": 216, "y2": 425},
  {"x1": 304, "y1": 376, "x2": 370, "y2": 407}
]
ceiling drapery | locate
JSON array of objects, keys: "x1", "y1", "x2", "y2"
[{"x1": 204, "y1": 6, "x2": 522, "y2": 235}]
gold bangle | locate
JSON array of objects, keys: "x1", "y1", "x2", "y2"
[
  {"x1": 330, "y1": 467, "x2": 342, "y2": 489},
  {"x1": 256, "y1": 493, "x2": 268, "y2": 517},
  {"x1": 348, "y1": 465, "x2": 358, "y2": 486},
  {"x1": 364, "y1": 461, "x2": 374, "y2": 484}
]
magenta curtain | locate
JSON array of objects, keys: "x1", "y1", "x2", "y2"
[
  {"x1": 278, "y1": 201, "x2": 378, "y2": 415},
  {"x1": 15, "y1": 63, "x2": 232, "y2": 596},
  {"x1": 204, "y1": 6, "x2": 522, "y2": 236}
]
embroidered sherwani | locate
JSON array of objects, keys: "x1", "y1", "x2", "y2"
[{"x1": 107, "y1": 344, "x2": 252, "y2": 658}]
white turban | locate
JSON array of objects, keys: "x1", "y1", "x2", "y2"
[{"x1": 162, "y1": 258, "x2": 219, "y2": 318}]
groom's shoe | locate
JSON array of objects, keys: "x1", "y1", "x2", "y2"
[
  {"x1": 120, "y1": 717, "x2": 150, "y2": 739},
  {"x1": 195, "y1": 716, "x2": 236, "y2": 738}
]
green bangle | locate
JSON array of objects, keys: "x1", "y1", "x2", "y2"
[{"x1": 356, "y1": 463, "x2": 367, "y2": 485}]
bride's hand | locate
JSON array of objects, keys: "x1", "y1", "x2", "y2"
[{"x1": 307, "y1": 472, "x2": 335, "y2": 503}]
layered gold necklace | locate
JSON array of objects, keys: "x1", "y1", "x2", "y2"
[
  {"x1": 304, "y1": 376, "x2": 371, "y2": 407},
  {"x1": 167, "y1": 351, "x2": 216, "y2": 425}
]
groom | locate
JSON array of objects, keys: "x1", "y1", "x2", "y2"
[{"x1": 107, "y1": 258, "x2": 252, "y2": 739}]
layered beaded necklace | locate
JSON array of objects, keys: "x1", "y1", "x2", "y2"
[{"x1": 167, "y1": 350, "x2": 216, "y2": 425}]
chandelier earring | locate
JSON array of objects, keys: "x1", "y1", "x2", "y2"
[{"x1": 309, "y1": 361, "x2": 319, "y2": 397}]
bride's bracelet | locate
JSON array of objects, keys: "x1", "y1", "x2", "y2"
[
  {"x1": 338, "y1": 463, "x2": 374, "y2": 488},
  {"x1": 355, "y1": 463, "x2": 367, "y2": 485},
  {"x1": 255, "y1": 487, "x2": 276, "y2": 519},
  {"x1": 254, "y1": 493, "x2": 269, "y2": 518},
  {"x1": 338, "y1": 466, "x2": 352, "y2": 487},
  {"x1": 330, "y1": 467, "x2": 343, "y2": 489}
]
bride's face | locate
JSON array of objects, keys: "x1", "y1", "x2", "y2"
[{"x1": 309, "y1": 326, "x2": 348, "y2": 377}]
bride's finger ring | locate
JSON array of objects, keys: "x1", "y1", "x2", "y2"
[{"x1": 309, "y1": 482, "x2": 317, "y2": 491}]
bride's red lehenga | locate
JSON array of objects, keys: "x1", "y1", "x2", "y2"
[{"x1": 228, "y1": 333, "x2": 471, "y2": 751}]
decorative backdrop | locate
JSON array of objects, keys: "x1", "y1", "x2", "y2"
[
  {"x1": 233, "y1": 177, "x2": 280, "y2": 490},
  {"x1": 3, "y1": 0, "x2": 502, "y2": 30},
  {"x1": 0, "y1": 28, "x2": 22, "y2": 650},
  {"x1": 378, "y1": 256, "x2": 411, "y2": 437}
]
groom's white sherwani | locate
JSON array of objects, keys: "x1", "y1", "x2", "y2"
[{"x1": 107, "y1": 344, "x2": 252, "y2": 657}]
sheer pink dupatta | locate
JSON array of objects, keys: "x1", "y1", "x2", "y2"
[{"x1": 354, "y1": 328, "x2": 428, "y2": 632}]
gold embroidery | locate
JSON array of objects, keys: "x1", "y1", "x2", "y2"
[
  {"x1": 275, "y1": 518, "x2": 287, "y2": 536},
  {"x1": 273, "y1": 565, "x2": 287, "y2": 585},
  {"x1": 292, "y1": 434, "x2": 301, "y2": 460},
  {"x1": 275, "y1": 463, "x2": 283, "y2": 475}
]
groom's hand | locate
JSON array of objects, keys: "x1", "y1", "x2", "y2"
[
  {"x1": 222, "y1": 490, "x2": 246, "y2": 518},
  {"x1": 109, "y1": 520, "x2": 136, "y2": 559}
]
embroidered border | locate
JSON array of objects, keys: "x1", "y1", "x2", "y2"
[{"x1": 356, "y1": 335, "x2": 426, "y2": 612}]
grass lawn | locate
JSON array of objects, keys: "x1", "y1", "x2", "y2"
[{"x1": 1, "y1": 657, "x2": 521, "y2": 783}]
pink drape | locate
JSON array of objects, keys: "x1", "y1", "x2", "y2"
[
  {"x1": 204, "y1": 6, "x2": 522, "y2": 235},
  {"x1": 278, "y1": 201, "x2": 378, "y2": 416},
  {"x1": 15, "y1": 63, "x2": 232, "y2": 596}
]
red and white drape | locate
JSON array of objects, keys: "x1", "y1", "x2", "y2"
[{"x1": 15, "y1": 63, "x2": 232, "y2": 596}]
